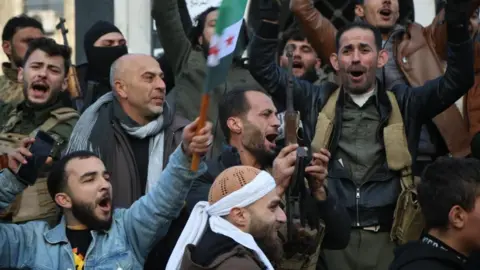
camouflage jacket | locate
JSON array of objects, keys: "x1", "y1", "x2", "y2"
[
  {"x1": 0, "y1": 100, "x2": 78, "y2": 160},
  {"x1": 0, "y1": 63, "x2": 23, "y2": 106}
]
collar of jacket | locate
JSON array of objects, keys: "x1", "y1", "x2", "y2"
[
  {"x1": 2, "y1": 62, "x2": 18, "y2": 82},
  {"x1": 43, "y1": 216, "x2": 110, "y2": 245},
  {"x1": 329, "y1": 81, "x2": 392, "y2": 151},
  {"x1": 17, "y1": 98, "x2": 65, "y2": 126}
]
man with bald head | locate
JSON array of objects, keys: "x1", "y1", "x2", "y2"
[{"x1": 66, "y1": 53, "x2": 191, "y2": 267}]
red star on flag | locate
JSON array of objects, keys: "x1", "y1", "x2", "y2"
[
  {"x1": 209, "y1": 46, "x2": 220, "y2": 56},
  {"x1": 225, "y1": 36, "x2": 234, "y2": 46}
]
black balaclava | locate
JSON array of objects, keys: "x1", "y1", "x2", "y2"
[{"x1": 84, "y1": 21, "x2": 128, "y2": 82}]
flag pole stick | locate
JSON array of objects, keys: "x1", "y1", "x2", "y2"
[{"x1": 191, "y1": 93, "x2": 210, "y2": 171}]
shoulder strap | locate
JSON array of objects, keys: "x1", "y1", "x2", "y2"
[
  {"x1": 310, "y1": 88, "x2": 340, "y2": 153},
  {"x1": 322, "y1": 88, "x2": 340, "y2": 120},
  {"x1": 384, "y1": 91, "x2": 414, "y2": 190},
  {"x1": 39, "y1": 107, "x2": 79, "y2": 133}
]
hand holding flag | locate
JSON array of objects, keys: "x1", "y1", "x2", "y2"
[{"x1": 191, "y1": 0, "x2": 249, "y2": 171}]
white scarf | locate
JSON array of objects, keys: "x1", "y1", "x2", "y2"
[{"x1": 166, "y1": 171, "x2": 277, "y2": 270}]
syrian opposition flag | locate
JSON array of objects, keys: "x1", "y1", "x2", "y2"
[{"x1": 204, "y1": 0, "x2": 248, "y2": 91}]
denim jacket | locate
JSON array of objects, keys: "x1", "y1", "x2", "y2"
[{"x1": 0, "y1": 145, "x2": 207, "y2": 269}]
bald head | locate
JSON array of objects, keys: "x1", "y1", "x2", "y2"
[
  {"x1": 110, "y1": 54, "x2": 159, "y2": 89},
  {"x1": 110, "y1": 53, "x2": 166, "y2": 125}
]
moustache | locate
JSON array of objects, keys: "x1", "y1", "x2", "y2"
[{"x1": 346, "y1": 65, "x2": 367, "y2": 73}]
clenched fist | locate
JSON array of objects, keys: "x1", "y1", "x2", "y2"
[{"x1": 181, "y1": 118, "x2": 213, "y2": 158}]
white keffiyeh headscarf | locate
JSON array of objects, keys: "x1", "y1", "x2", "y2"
[{"x1": 166, "y1": 170, "x2": 277, "y2": 270}]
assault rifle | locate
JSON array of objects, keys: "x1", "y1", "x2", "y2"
[
  {"x1": 56, "y1": 18, "x2": 82, "y2": 104},
  {"x1": 283, "y1": 44, "x2": 311, "y2": 242}
]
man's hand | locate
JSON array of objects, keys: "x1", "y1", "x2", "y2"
[
  {"x1": 181, "y1": 118, "x2": 213, "y2": 158},
  {"x1": 273, "y1": 144, "x2": 298, "y2": 195},
  {"x1": 306, "y1": 148, "x2": 330, "y2": 201},
  {"x1": 8, "y1": 138, "x2": 34, "y2": 173}
]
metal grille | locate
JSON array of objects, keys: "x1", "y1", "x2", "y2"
[
  {"x1": 276, "y1": 0, "x2": 416, "y2": 32},
  {"x1": 313, "y1": 0, "x2": 356, "y2": 30}
]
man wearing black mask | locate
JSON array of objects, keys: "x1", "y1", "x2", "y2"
[{"x1": 76, "y1": 21, "x2": 128, "y2": 112}]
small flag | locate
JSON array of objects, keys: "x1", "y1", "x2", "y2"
[{"x1": 204, "y1": 0, "x2": 248, "y2": 92}]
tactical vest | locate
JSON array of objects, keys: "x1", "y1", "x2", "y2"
[
  {"x1": 311, "y1": 88, "x2": 424, "y2": 244},
  {"x1": 0, "y1": 107, "x2": 79, "y2": 224}
]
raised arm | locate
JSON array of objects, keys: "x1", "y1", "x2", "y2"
[
  {"x1": 123, "y1": 120, "x2": 211, "y2": 264},
  {"x1": 290, "y1": 0, "x2": 337, "y2": 65},
  {"x1": 394, "y1": 2, "x2": 474, "y2": 122},
  {"x1": 249, "y1": 20, "x2": 324, "y2": 115},
  {"x1": 426, "y1": 0, "x2": 480, "y2": 60},
  {"x1": 0, "y1": 169, "x2": 40, "y2": 268},
  {"x1": 151, "y1": 0, "x2": 192, "y2": 76}
]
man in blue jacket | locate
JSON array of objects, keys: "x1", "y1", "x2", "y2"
[{"x1": 0, "y1": 118, "x2": 212, "y2": 269}]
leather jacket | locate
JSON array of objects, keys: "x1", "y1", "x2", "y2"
[
  {"x1": 289, "y1": 0, "x2": 480, "y2": 157},
  {"x1": 248, "y1": 21, "x2": 474, "y2": 227}
]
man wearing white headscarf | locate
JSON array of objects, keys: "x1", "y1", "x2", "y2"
[{"x1": 167, "y1": 165, "x2": 287, "y2": 270}]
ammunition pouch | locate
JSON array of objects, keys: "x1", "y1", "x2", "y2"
[{"x1": 390, "y1": 169, "x2": 424, "y2": 244}]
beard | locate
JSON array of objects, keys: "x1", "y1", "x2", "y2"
[
  {"x1": 11, "y1": 47, "x2": 23, "y2": 68},
  {"x1": 241, "y1": 121, "x2": 276, "y2": 168},
  {"x1": 23, "y1": 81, "x2": 61, "y2": 108},
  {"x1": 71, "y1": 200, "x2": 112, "y2": 231},
  {"x1": 341, "y1": 66, "x2": 376, "y2": 95},
  {"x1": 298, "y1": 65, "x2": 319, "y2": 83},
  {"x1": 250, "y1": 215, "x2": 284, "y2": 264}
]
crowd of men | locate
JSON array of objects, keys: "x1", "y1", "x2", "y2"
[{"x1": 0, "y1": 0, "x2": 479, "y2": 269}]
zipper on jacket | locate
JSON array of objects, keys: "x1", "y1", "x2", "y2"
[{"x1": 355, "y1": 187, "x2": 360, "y2": 226}]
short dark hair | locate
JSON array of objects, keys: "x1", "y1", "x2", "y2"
[
  {"x1": 335, "y1": 21, "x2": 382, "y2": 53},
  {"x1": 2, "y1": 14, "x2": 44, "y2": 41},
  {"x1": 418, "y1": 157, "x2": 480, "y2": 231},
  {"x1": 47, "y1": 151, "x2": 100, "y2": 201},
  {"x1": 23, "y1": 37, "x2": 71, "y2": 76},
  {"x1": 279, "y1": 26, "x2": 309, "y2": 55},
  {"x1": 218, "y1": 85, "x2": 267, "y2": 142},
  {"x1": 189, "y1": 7, "x2": 219, "y2": 47}
]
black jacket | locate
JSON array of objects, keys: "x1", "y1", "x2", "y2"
[
  {"x1": 185, "y1": 146, "x2": 351, "y2": 251},
  {"x1": 390, "y1": 241, "x2": 466, "y2": 270},
  {"x1": 248, "y1": 21, "x2": 474, "y2": 228}
]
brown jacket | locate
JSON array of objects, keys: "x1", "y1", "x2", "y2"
[
  {"x1": 466, "y1": 42, "x2": 480, "y2": 137},
  {"x1": 180, "y1": 244, "x2": 266, "y2": 270},
  {"x1": 290, "y1": 0, "x2": 480, "y2": 157}
]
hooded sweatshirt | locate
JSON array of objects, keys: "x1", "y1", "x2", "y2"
[{"x1": 389, "y1": 234, "x2": 468, "y2": 270}]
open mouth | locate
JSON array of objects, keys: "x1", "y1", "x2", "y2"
[
  {"x1": 292, "y1": 61, "x2": 304, "y2": 70},
  {"x1": 266, "y1": 133, "x2": 278, "y2": 143},
  {"x1": 31, "y1": 82, "x2": 49, "y2": 93},
  {"x1": 379, "y1": 8, "x2": 392, "y2": 18},
  {"x1": 97, "y1": 196, "x2": 111, "y2": 211},
  {"x1": 349, "y1": 71, "x2": 365, "y2": 79}
]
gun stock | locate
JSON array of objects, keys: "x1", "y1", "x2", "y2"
[{"x1": 56, "y1": 17, "x2": 82, "y2": 99}]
